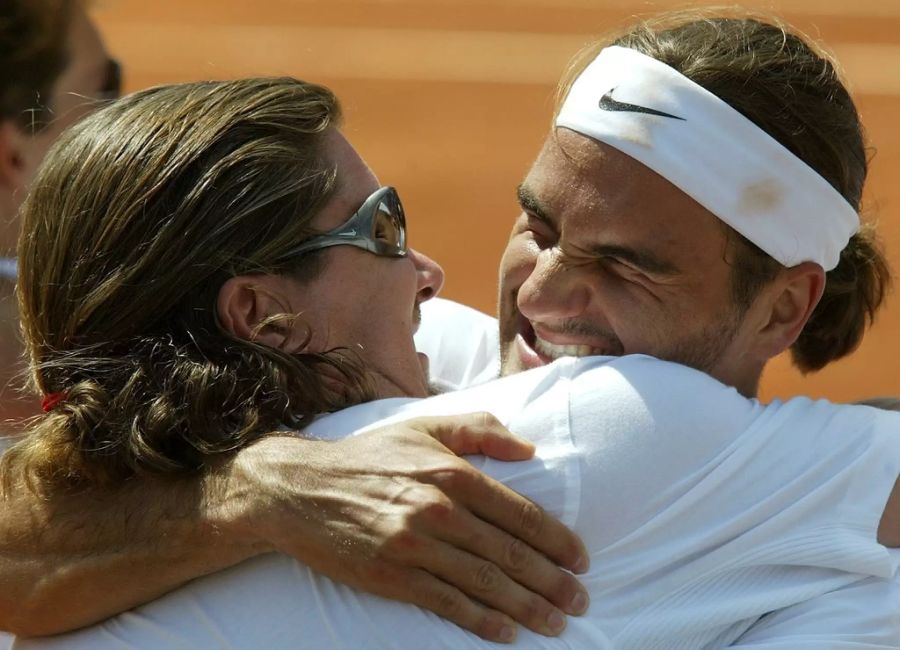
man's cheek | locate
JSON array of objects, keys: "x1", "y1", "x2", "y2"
[{"x1": 499, "y1": 241, "x2": 536, "y2": 289}]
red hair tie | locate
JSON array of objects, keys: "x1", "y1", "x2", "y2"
[{"x1": 41, "y1": 392, "x2": 68, "y2": 413}]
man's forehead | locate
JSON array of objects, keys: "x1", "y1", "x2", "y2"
[
  {"x1": 522, "y1": 131, "x2": 607, "y2": 217},
  {"x1": 528, "y1": 129, "x2": 609, "y2": 190},
  {"x1": 521, "y1": 128, "x2": 728, "y2": 262},
  {"x1": 539, "y1": 128, "x2": 603, "y2": 167},
  {"x1": 525, "y1": 129, "x2": 708, "y2": 221}
]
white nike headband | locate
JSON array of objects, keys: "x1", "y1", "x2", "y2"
[{"x1": 555, "y1": 45, "x2": 859, "y2": 270}]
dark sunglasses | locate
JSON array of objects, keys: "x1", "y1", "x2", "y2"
[{"x1": 281, "y1": 186, "x2": 407, "y2": 259}]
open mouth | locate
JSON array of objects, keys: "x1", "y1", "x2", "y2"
[
  {"x1": 534, "y1": 336, "x2": 597, "y2": 359},
  {"x1": 514, "y1": 317, "x2": 601, "y2": 367}
]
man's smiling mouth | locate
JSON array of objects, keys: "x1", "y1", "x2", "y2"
[{"x1": 534, "y1": 335, "x2": 598, "y2": 360}]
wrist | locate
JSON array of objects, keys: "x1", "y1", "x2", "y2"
[
  {"x1": 209, "y1": 434, "x2": 326, "y2": 557},
  {"x1": 203, "y1": 442, "x2": 279, "y2": 557}
]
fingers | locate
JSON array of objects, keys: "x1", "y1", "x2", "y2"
[
  {"x1": 410, "y1": 412, "x2": 536, "y2": 461},
  {"x1": 438, "y1": 507, "x2": 590, "y2": 618},
  {"x1": 403, "y1": 412, "x2": 590, "y2": 573},
  {"x1": 311, "y1": 414, "x2": 591, "y2": 639},
  {"x1": 385, "y1": 481, "x2": 588, "y2": 631},
  {"x1": 431, "y1": 464, "x2": 590, "y2": 575},
  {"x1": 374, "y1": 566, "x2": 520, "y2": 644},
  {"x1": 424, "y1": 540, "x2": 570, "y2": 638}
]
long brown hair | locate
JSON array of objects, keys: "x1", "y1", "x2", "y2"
[
  {"x1": 557, "y1": 9, "x2": 891, "y2": 372},
  {"x1": 4, "y1": 78, "x2": 374, "y2": 492}
]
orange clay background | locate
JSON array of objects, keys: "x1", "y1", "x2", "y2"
[{"x1": 93, "y1": 0, "x2": 900, "y2": 403}]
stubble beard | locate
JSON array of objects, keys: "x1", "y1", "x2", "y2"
[
  {"x1": 498, "y1": 291, "x2": 744, "y2": 380},
  {"x1": 655, "y1": 307, "x2": 743, "y2": 378}
]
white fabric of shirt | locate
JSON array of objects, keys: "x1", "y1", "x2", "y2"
[
  {"x1": 415, "y1": 297, "x2": 499, "y2": 392},
  {"x1": 16, "y1": 354, "x2": 900, "y2": 650},
  {"x1": 729, "y1": 569, "x2": 900, "y2": 648}
]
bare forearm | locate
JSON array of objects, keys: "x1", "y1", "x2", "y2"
[
  {"x1": 0, "y1": 422, "x2": 590, "y2": 645},
  {"x1": 0, "y1": 462, "x2": 268, "y2": 637}
]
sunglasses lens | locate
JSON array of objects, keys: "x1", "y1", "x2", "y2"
[{"x1": 371, "y1": 198, "x2": 403, "y2": 248}]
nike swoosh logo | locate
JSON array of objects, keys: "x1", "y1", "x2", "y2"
[{"x1": 598, "y1": 88, "x2": 685, "y2": 121}]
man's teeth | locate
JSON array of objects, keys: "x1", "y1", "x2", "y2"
[{"x1": 534, "y1": 336, "x2": 595, "y2": 359}]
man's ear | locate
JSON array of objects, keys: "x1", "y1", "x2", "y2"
[
  {"x1": 753, "y1": 261, "x2": 826, "y2": 359},
  {"x1": 0, "y1": 120, "x2": 27, "y2": 190},
  {"x1": 217, "y1": 275, "x2": 305, "y2": 352}
]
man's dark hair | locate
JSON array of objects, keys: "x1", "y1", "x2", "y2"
[{"x1": 561, "y1": 10, "x2": 891, "y2": 372}]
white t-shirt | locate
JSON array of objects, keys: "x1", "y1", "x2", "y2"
[
  {"x1": 16, "y1": 355, "x2": 900, "y2": 650},
  {"x1": 415, "y1": 297, "x2": 499, "y2": 391}
]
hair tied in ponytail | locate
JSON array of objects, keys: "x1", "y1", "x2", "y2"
[{"x1": 41, "y1": 392, "x2": 67, "y2": 413}]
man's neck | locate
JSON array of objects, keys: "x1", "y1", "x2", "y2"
[{"x1": 707, "y1": 356, "x2": 763, "y2": 399}]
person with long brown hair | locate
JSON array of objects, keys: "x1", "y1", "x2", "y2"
[{"x1": 2, "y1": 75, "x2": 589, "y2": 643}]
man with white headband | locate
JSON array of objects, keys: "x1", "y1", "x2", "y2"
[
  {"x1": 5, "y1": 11, "x2": 900, "y2": 649},
  {"x1": 423, "y1": 13, "x2": 900, "y2": 645},
  {"x1": 493, "y1": 40, "x2": 876, "y2": 398}
]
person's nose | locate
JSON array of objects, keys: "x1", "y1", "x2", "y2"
[
  {"x1": 408, "y1": 247, "x2": 445, "y2": 303},
  {"x1": 517, "y1": 248, "x2": 591, "y2": 323}
]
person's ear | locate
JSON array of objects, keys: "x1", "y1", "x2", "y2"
[
  {"x1": 0, "y1": 120, "x2": 28, "y2": 190},
  {"x1": 217, "y1": 275, "x2": 306, "y2": 352},
  {"x1": 752, "y1": 261, "x2": 825, "y2": 359}
]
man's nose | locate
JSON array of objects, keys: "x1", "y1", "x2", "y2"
[
  {"x1": 517, "y1": 248, "x2": 591, "y2": 321},
  {"x1": 409, "y1": 248, "x2": 445, "y2": 302}
]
